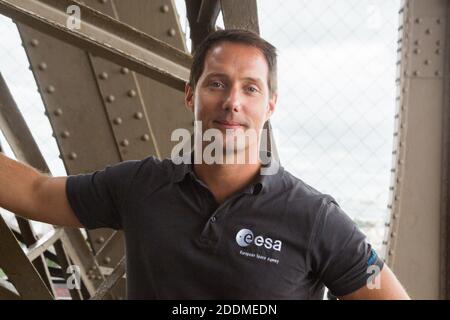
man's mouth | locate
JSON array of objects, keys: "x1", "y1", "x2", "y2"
[{"x1": 213, "y1": 120, "x2": 245, "y2": 129}]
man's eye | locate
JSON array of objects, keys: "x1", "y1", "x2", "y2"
[
  {"x1": 210, "y1": 81, "x2": 224, "y2": 88},
  {"x1": 246, "y1": 86, "x2": 259, "y2": 93}
]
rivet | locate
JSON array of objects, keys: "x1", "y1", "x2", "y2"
[
  {"x1": 103, "y1": 257, "x2": 111, "y2": 264},
  {"x1": 402, "y1": 87, "x2": 407, "y2": 93},
  {"x1": 61, "y1": 131, "x2": 70, "y2": 138},
  {"x1": 168, "y1": 28, "x2": 176, "y2": 37},
  {"x1": 414, "y1": 18, "x2": 421, "y2": 24},
  {"x1": 121, "y1": 67, "x2": 129, "y2": 74},
  {"x1": 424, "y1": 60, "x2": 429, "y2": 65},
  {"x1": 399, "y1": 142, "x2": 404, "y2": 147},
  {"x1": 435, "y1": 49, "x2": 441, "y2": 55},
  {"x1": 405, "y1": 52, "x2": 409, "y2": 58},
  {"x1": 398, "y1": 159, "x2": 404, "y2": 165},
  {"x1": 436, "y1": 40, "x2": 441, "y2": 46},
  {"x1": 46, "y1": 85, "x2": 55, "y2": 93},
  {"x1": 435, "y1": 70, "x2": 441, "y2": 76},
  {"x1": 393, "y1": 213, "x2": 399, "y2": 219},
  {"x1": 54, "y1": 108, "x2": 63, "y2": 116},
  {"x1": 141, "y1": 134, "x2": 150, "y2": 141},
  {"x1": 96, "y1": 237, "x2": 105, "y2": 244},
  {"x1": 392, "y1": 150, "x2": 397, "y2": 155},
  {"x1": 30, "y1": 39, "x2": 39, "y2": 47},
  {"x1": 68, "y1": 152, "x2": 77, "y2": 160},
  {"x1": 99, "y1": 72, "x2": 108, "y2": 80},
  {"x1": 388, "y1": 250, "x2": 394, "y2": 256},
  {"x1": 425, "y1": 28, "x2": 431, "y2": 35},
  {"x1": 387, "y1": 204, "x2": 392, "y2": 209},
  {"x1": 113, "y1": 117, "x2": 122, "y2": 125},
  {"x1": 121, "y1": 139, "x2": 129, "y2": 147},
  {"x1": 413, "y1": 48, "x2": 420, "y2": 54},
  {"x1": 385, "y1": 222, "x2": 390, "y2": 227},
  {"x1": 134, "y1": 112, "x2": 143, "y2": 119},
  {"x1": 391, "y1": 232, "x2": 396, "y2": 238},
  {"x1": 160, "y1": 4, "x2": 169, "y2": 13},
  {"x1": 395, "y1": 195, "x2": 399, "y2": 201},
  {"x1": 397, "y1": 177, "x2": 401, "y2": 183},
  {"x1": 414, "y1": 40, "x2": 419, "y2": 45},
  {"x1": 437, "y1": 18, "x2": 441, "y2": 24},
  {"x1": 413, "y1": 70, "x2": 419, "y2": 76},
  {"x1": 389, "y1": 186, "x2": 394, "y2": 190},
  {"x1": 400, "y1": 123, "x2": 404, "y2": 129},
  {"x1": 382, "y1": 240, "x2": 388, "y2": 245},
  {"x1": 127, "y1": 89, "x2": 137, "y2": 97},
  {"x1": 38, "y1": 62, "x2": 47, "y2": 71},
  {"x1": 106, "y1": 95, "x2": 115, "y2": 103}
]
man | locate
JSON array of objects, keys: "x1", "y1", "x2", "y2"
[{"x1": 0, "y1": 29, "x2": 409, "y2": 299}]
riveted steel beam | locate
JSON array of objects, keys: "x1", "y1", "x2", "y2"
[
  {"x1": 90, "y1": 256, "x2": 125, "y2": 300},
  {"x1": 0, "y1": 73, "x2": 107, "y2": 299},
  {"x1": 384, "y1": 0, "x2": 449, "y2": 299},
  {"x1": 0, "y1": 0, "x2": 191, "y2": 91}
]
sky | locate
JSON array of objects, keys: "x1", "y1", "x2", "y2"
[{"x1": 0, "y1": 0, "x2": 401, "y2": 254}]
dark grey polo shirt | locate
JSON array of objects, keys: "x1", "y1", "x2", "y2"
[{"x1": 66, "y1": 155, "x2": 384, "y2": 299}]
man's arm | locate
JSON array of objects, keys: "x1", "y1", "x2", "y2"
[
  {"x1": 0, "y1": 153, "x2": 82, "y2": 228},
  {"x1": 338, "y1": 264, "x2": 411, "y2": 300}
]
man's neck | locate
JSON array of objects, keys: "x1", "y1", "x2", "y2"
[{"x1": 193, "y1": 158, "x2": 261, "y2": 204}]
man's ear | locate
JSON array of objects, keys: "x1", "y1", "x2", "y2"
[
  {"x1": 266, "y1": 93, "x2": 278, "y2": 121},
  {"x1": 185, "y1": 83, "x2": 195, "y2": 112}
]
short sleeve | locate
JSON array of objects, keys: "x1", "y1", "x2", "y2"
[
  {"x1": 308, "y1": 197, "x2": 385, "y2": 297},
  {"x1": 66, "y1": 160, "x2": 141, "y2": 230}
]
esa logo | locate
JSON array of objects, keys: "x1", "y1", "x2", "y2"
[{"x1": 235, "y1": 228, "x2": 282, "y2": 251}]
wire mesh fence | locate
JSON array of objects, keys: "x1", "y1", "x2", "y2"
[
  {"x1": 258, "y1": 0, "x2": 400, "y2": 255},
  {"x1": 0, "y1": 0, "x2": 400, "y2": 256}
]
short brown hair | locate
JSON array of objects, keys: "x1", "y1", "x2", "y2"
[{"x1": 189, "y1": 29, "x2": 278, "y2": 97}]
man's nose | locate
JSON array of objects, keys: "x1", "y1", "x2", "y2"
[{"x1": 223, "y1": 85, "x2": 243, "y2": 112}]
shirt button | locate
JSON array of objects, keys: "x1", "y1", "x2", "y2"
[{"x1": 210, "y1": 216, "x2": 217, "y2": 223}]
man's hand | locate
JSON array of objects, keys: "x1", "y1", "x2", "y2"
[{"x1": 338, "y1": 264, "x2": 411, "y2": 300}]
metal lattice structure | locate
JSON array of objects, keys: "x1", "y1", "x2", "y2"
[
  {"x1": 0, "y1": 0, "x2": 449, "y2": 300},
  {"x1": 0, "y1": 0, "x2": 266, "y2": 299}
]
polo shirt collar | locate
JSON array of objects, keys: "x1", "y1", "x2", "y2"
[{"x1": 171, "y1": 151, "x2": 283, "y2": 195}]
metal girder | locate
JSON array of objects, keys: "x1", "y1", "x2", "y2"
[
  {"x1": 90, "y1": 256, "x2": 125, "y2": 300},
  {"x1": 0, "y1": 0, "x2": 191, "y2": 91},
  {"x1": 384, "y1": 0, "x2": 449, "y2": 299},
  {"x1": 25, "y1": 228, "x2": 63, "y2": 262},
  {"x1": 0, "y1": 279, "x2": 20, "y2": 300},
  {"x1": 185, "y1": 0, "x2": 220, "y2": 50},
  {"x1": 12, "y1": 0, "x2": 192, "y2": 299},
  {"x1": 220, "y1": 0, "x2": 259, "y2": 34},
  {"x1": 0, "y1": 215, "x2": 53, "y2": 299},
  {"x1": 0, "y1": 72, "x2": 107, "y2": 299}
]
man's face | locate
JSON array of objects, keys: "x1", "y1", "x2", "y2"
[{"x1": 185, "y1": 41, "x2": 277, "y2": 157}]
